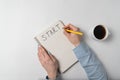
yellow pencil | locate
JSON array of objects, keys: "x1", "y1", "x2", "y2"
[{"x1": 65, "y1": 29, "x2": 83, "y2": 36}]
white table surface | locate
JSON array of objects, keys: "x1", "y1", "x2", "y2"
[{"x1": 0, "y1": 0, "x2": 120, "y2": 80}]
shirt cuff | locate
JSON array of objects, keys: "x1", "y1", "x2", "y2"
[
  {"x1": 46, "y1": 76, "x2": 56, "y2": 80},
  {"x1": 46, "y1": 74, "x2": 61, "y2": 80}
]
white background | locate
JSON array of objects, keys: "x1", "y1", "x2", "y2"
[{"x1": 0, "y1": 0, "x2": 120, "y2": 80}]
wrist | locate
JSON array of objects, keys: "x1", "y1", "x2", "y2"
[
  {"x1": 47, "y1": 73, "x2": 59, "y2": 80},
  {"x1": 48, "y1": 72, "x2": 58, "y2": 80},
  {"x1": 46, "y1": 76, "x2": 56, "y2": 80},
  {"x1": 48, "y1": 75, "x2": 56, "y2": 80},
  {"x1": 74, "y1": 42, "x2": 80, "y2": 47}
]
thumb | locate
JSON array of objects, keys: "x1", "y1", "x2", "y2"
[
  {"x1": 63, "y1": 29, "x2": 70, "y2": 38},
  {"x1": 68, "y1": 24, "x2": 79, "y2": 31}
]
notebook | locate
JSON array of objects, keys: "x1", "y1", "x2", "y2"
[{"x1": 34, "y1": 20, "x2": 78, "y2": 73}]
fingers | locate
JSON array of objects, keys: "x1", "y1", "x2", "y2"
[
  {"x1": 63, "y1": 24, "x2": 72, "y2": 37},
  {"x1": 38, "y1": 46, "x2": 44, "y2": 60},
  {"x1": 49, "y1": 54, "x2": 56, "y2": 62},
  {"x1": 63, "y1": 29, "x2": 70, "y2": 38},
  {"x1": 38, "y1": 46, "x2": 51, "y2": 61},
  {"x1": 63, "y1": 24, "x2": 80, "y2": 37},
  {"x1": 41, "y1": 46, "x2": 50, "y2": 58},
  {"x1": 38, "y1": 46, "x2": 57, "y2": 62},
  {"x1": 64, "y1": 24, "x2": 79, "y2": 31}
]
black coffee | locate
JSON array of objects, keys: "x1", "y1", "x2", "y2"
[{"x1": 94, "y1": 25, "x2": 106, "y2": 39}]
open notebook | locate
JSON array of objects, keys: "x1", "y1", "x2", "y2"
[{"x1": 35, "y1": 20, "x2": 78, "y2": 73}]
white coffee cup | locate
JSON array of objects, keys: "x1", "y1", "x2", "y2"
[{"x1": 89, "y1": 25, "x2": 110, "y2": 41}]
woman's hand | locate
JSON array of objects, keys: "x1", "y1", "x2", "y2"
[
  {"x1": 38, "y1": 46, "x2": 59, "y2": 79},
  {"x1": 63, "y1": 24, "x2": 82, "y2": 47}
]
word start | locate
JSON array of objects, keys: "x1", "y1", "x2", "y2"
[{"x1": 41, "y1": 24, "x2": 61, "y2": 41}]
